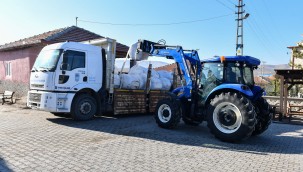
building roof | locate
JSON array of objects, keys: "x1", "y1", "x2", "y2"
[
  {"x1": 0, "y1": 26, "x2": 129, "y2": 57},
  {"x1": 287, "y1": 46, "x2": 299, "y2": 49},
  {"x1": 254, "y1": 76, "x2": 269, "y2": 85}
]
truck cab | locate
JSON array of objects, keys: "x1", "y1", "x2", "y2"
[{"x1": 28, "y1": 41, "x2": 104, "y2": 113}]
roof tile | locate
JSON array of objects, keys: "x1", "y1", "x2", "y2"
[{"x1": 0, "y1": 26, "x2": 129, "y2": 57}]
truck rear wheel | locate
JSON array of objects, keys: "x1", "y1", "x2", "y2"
[
  {"x1": 207, "y1": 92, "x2": 256, "y2": 142},
  {"x1": 155, "y1": 98, "x2": 181, "y2": 129},
  {"x1": 71, "y1": 94, "x2": 97, "y2": 121},
  {"x1": 252, "y1": 97, "x2": 272, "y2": 136}
]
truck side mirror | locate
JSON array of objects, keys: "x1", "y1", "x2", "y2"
[
  {"x1": 61, "y1": 52, "x2": 69, "y2": 70},
  {"x1": 60, "y1": 63, "x2": 68, "y2": 70}
]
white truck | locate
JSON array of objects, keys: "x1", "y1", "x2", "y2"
[{"x1": 27, "y1": 38, "x2": 170, "y2": 120}]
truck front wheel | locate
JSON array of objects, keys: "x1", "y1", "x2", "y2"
[
  {"x1": 155, "y1": 98, "x2": 181, "y2": 129},
  {"x1": 71, "y1": 94, "x2": 97, "y2": 121},
  {"x1": 207, "y1": 92, "x2": 256, "y2": 142}
]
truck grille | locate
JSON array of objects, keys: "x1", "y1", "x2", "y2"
[{"x1": 29, "y1": 93, "x2": 41, "y2": 102}]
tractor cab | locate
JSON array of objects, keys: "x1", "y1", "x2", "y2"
[{"x1": 199, "y1": 56, "x2": 260, "y2": 102}]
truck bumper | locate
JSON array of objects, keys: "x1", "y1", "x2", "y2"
[{"x1": 27, "y1": 90, "x2": 75, "y2": 113}]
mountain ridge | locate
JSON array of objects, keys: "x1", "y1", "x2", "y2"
[{"x1": 254, "y1": 64, "x2": 290, "y2": 76}]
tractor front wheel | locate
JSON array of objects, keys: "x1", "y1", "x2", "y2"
[
  {"x1": 155, "y1": 98, "x2": 181, "y2": 129},
  {"x1": 207, "y1": 92, "x2": 256, "y2": 142}
]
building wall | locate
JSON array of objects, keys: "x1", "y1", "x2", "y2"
[
  {"x1": 0, "y1": 45, "x2": 44, "y2": 83},
  {"x1": 291, "y1": 47, "x2": 303, "y2": 69},
  {"x1": 0, "y1": 45, "x2": 44, "y2": 96}
]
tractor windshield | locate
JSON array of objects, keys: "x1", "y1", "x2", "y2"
[{"x1": 199, "y1": 62, "x2": 223, "y2": 100}]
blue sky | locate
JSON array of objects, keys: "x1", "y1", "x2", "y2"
[{"x1": 0, "y1": 0, "x2": 302, "y2": 65}]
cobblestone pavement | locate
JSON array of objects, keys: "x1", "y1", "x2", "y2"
[{"x1": 0, "y1": 105, "x2": 302, "y2": 172}]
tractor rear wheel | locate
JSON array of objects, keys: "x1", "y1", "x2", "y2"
[
  {"x1": 207, "y1": 92, "x2": 256, "y2": 142},
  {"x1": 252, "y1": 97, "x2": 272, "y2": 136},
  {"x1": 155, "y1": 98, "x2": 181, "y2": 129}
]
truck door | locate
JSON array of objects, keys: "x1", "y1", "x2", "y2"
[{"x1": 55, "y1": 50, "x2": 87, "y2": 91}]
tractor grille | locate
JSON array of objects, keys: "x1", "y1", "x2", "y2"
[{"x1": 29, "y1": 93, "x2": 41, "y2": 102}]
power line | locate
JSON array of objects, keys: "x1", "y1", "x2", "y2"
[
  {"x1": 77, "y1": 13, "x2": 234, "y2": 26},
  {"x1": 246, "y1": 4, "x2": 281, "y2": 52},
  {"x1": 246, "y1": 20, "x2": 275, "y2": 58},
  {"x1": 261, "y1": 0, "x2": 288, "y2": 46},
  {"x1": 226, "y1": 0, "x2": 236, "y2": 6},
  {"x1": 215, "y1": 0, "x2": 235, "y2": 12}
]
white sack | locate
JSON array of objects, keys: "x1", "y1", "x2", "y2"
[
  {"x1": 150, "y1": 77, "x2": 163, "y2": 90},
  {"x1": 129, "y1": 65, "x2": 148, "y2": 75},
  {"x1": 129, "y1": 64, "x2": 160, "y2": 78},
  {"x1": 158, "y1": 70, "x2": 173, "y2": 81},
  {"x1": 114, "y1": 74, "x2": 120, "y2": 88},
  {"x1": 128, "y1": 42, "x2": 139, "y2": 60},
  {"x1": 114, "y1": 65, "x2": 117, "y2": 74},
  {"x1": 128, "y1": 42, "x2": 149, "y2": 61},
  {"x1": 138, "y1": 73, "x2": 147, "y2": 89},
  {"x1": 160, "y1": 78, "x2": 172, "y2": 91},
  {"x1": 120, "y1": 74, "x2": 147, "y2": 90}
]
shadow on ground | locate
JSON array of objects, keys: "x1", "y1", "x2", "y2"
[
  {"x1": 0, "y1": 156, "x2": 12, "y2": 172},
  {"x1": 46, "y1": 113, "x2": 303, "y2": 156}
]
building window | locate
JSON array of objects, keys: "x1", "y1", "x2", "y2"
[{"x1": 5, "y1": 62, "x2": 12, "y2": 77}]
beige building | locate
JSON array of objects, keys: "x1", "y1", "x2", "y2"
[{"x1": 288, "y1": 39, "x2": 303, "y2": 69}]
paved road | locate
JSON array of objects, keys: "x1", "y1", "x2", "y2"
[{"x1": 0, "y1": 105, "x2": 302, "y2": 172}]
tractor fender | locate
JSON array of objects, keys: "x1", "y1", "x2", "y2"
[
  {"x1": 251, "y1": 85, "x2": 265, "y2": 101},
  {"x1": 205, "y1": 84, "x2": 253, "y2": 104}
]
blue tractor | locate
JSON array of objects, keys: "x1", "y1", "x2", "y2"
[{"x1": 138, "y1": 40, "x2": 272, "y2": 142}]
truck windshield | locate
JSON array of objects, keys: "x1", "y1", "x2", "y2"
[{"x1": 32, "y1": 49, "x2": 63, "y2": 72}]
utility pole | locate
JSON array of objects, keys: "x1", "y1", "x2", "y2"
[
  {"x1": 236, "y1": 0, "x2": 249, "y2": 56},
  {"x1": 76, "y1": 17, "x2": 78, "y2": 26}
]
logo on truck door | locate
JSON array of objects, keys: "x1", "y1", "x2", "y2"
[{"x1": 55, "y1": 86, "x2": 70, "y2": 90}]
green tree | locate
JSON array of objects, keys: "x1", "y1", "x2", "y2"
[{"x1": 266, "y1": 76, "x2": 280, "y2": 96}]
